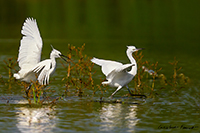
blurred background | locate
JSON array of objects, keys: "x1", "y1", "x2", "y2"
[
  {"x1": 0, "y1": 1, "x2": 200, "y2": 132},
  {"x1": 0, "y1": 0, "x2": 200, "y2": 78}
]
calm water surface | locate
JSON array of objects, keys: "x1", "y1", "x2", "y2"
[{"x1": 0, "y1": 0, "x2": 200, "y2": 132}]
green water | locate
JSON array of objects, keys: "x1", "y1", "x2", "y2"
[{"x1": 0, "y1": 0, "x2": 200, "y2": 132}]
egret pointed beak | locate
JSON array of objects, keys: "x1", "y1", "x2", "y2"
[
  {"x1": 136, "y1": 48, "x2": 144, "y2": 51},
  {"x1": 51, "y1": 45, "x2": 55, "y2": 50},
  {"x1": 60, "y1": 54, "x2": 68, "y2": 62}
]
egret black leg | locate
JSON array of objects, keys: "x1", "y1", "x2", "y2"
[
  {"x1": 26, "y1": 83, "x2": 33, "y2": 97},
  {"x1": 126, "y1": 85, "x2": 147, "y2": 98},
  {"x1": 127, "y1": 85, "x2": 133, "y2": 95}
]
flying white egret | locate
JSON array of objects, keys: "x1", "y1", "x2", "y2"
[
  {"x1": 13, "y1": 18, "x2": 67, "y2": 94},
  {"x1": 91, "y1": 46, "x2": 145, "y2": 98}
]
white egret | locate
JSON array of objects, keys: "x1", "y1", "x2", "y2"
[
  {"x1": 13, "y1": 18, "x2": 67, "y2": 94},
  {"x1": 91, "y1": 46, "x2": 145, "y2": 98}
]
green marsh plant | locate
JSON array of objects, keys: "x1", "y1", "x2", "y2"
[
  {"x1": 61, "y1": 44, "x2": 98, "y2": 97},
  {"x1": 3, "y1": 57, "x2": 18, "y2": 89},
  {"x1": 168, "y1": 57, "x2": 189, "y2": 92}
]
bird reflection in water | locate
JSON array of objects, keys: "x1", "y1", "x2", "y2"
[
  {"x1": 15, "y1": 106, "x2": 56, "y2": 133},
  {"x1": 99, "y1": 103, "x2": 139, "y2": 132}
]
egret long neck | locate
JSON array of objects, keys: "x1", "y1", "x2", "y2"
[
  {"x1": 127, "y1": 49, "x2": 137, "y2": 75},
  {"x1": 50, "y1": 53, "x2": 57, "y2": 72}
]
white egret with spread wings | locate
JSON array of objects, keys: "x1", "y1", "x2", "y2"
[
  {"x1": 91, "y1": 46, "x2": 144, "y2": 98},
  {"x1": 13, "y1": 18, "x2": 67, "y2": 94}
]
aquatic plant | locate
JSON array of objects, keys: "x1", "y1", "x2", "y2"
[
  {"x1": 130, "y1": 51, "x2": 163, "y2": 97},
  {"x1": 141, "y1": 57, "x2": 190, "y2": 97},
  {"x1": 168, "y1": 57, "x2": 189, "y2": 92},
  {"x1": 2, "y1": 57, "x2": 19, "y2": 89},
  {"x1": 0, "y1": 60, "x2": 19, "y2": 89},
  {"x1": 61, "y1": 44, "x2": 106, "y2": 97}
]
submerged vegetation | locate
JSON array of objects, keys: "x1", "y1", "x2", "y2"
[{"x1": 0, "y1": 44, "x2": 190, "y2": 105}]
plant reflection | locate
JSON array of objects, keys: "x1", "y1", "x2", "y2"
[
  {"x1": 99, "y1": 103, "x2": 139, "y2": 132},
  {"x1": 15, "y1": 106, "x2": 57, "y2": 133}
]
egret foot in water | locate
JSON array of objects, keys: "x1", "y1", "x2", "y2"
[
  {"x1": 127, "y1": 86, "x2": 147, "y2": 98},
  {"x1": 25, "y1": 83, "x2": 33, "y2": 98},
  {"x1": 109, "y1": 85, "x2": 147, "y2": 99}
]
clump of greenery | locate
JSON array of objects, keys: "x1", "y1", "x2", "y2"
[
  {"x1": 2, "y1": 57, "x2": 18, "y2": 89},
  {"x1": 61, "y1": 44, "x2": 106, "y2": 97},
  {"x1": 136, "y1": 55, "x2": 190, "y2": 98},
  {"x1": 169, "y1": 57, "x2": 190, "y2": 88}
]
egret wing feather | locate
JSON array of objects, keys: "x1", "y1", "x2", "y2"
[
  {"x1": 115, "y1": 63, "x2": 135, "y2": 72},
  {"x1": 91, "y1": 57, "x2": 123, "y2": 76},
  {"x1": 18, "y1": 18, "x2": 43, "y2": 70},
  {"x1": 106, "y1": 64, "x2": 135, "y2": 80},
  {"x1": 32, "y1": 59, "x2": 51, "y2": 85}
]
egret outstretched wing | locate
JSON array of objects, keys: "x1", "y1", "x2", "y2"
[
  {"x1": 106, "y1": 63, "x2": 135, "y2": 80},
  {"x1": 91, "y1": 57, "x2": 123, "y2": 76},
  {"x1": 18, "y1": 18, "x2": 43, "y2": 70},
  {"x1": 115, "y1": 63, "x2": 135, "y2": 73}
]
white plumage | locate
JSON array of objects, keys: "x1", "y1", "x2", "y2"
[
  {"x1": 91, "y1": 46, "x2": 143, "y2": 98},
  {"x1": 18, "y1": 18, "x2": 42, "y2": 68},
  {"x1": 14, "y1": 18, "x2": 67, "y2": 86}
]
